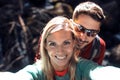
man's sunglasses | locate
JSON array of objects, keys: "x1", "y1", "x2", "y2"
[{"x1": 71, "y1": 19, "x2": 100, "y2": 37}]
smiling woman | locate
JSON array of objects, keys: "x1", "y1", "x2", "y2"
[
  {"x1": 40, "y1": 16, "x2": 77, "y2": 80},
  {"x1": 45, "y1": 30, "x2": 74, "y2": 69},
  {"x1": 0, "y1": 16, "x2": 120, "y2": 80}
]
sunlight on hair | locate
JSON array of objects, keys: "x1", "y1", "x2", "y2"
[{"x1": 51, "y1": 23, "x2": 68, "y2": 33}]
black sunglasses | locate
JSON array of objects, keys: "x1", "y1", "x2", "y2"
[
  {"x1": 71, "y1": 19, "x2": 100, "y2": 37},
  {"x1": 77, "y1": 25, "x2": 100, "y2": 37}
]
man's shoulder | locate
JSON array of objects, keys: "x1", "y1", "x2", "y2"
[
  {"x1": 92, "y1": 35, "x2": 106, "y2": 48},
  {"x1": 88, "y1": 36, "x2": 105, "y2": 60},
  {"x1": 98, "y1": 37, "x2": 106, "y2": 47}
]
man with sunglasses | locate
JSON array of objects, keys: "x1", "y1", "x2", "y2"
[{"x1": 72, "y1": 1, "x2": 106, "y2": 65}]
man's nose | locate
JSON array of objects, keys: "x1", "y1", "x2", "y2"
[{"x1": 79, "y1": 32, "x2": 87, "y2": 41}]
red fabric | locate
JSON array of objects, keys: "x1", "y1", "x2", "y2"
[
  {"x1": 34, "y1": 36, "x2": 42, "y2": 61},
  {"x1": 79, "y1": 37, "x2": 106, "y2": 65},
  {"x1": 55, "y1": 68, "x2": 68, "y2": 76}
]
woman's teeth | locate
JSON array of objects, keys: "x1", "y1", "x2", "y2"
[{"x1": 56, "y1": 56, "x2": 66, "y2": 60}]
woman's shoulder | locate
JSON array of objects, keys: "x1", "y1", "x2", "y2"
[
  {"x1": 77, "y1": 57, "x2": 99, "y2": 69},
  {"x1": 75, "y1": 58, "x2": 100, "y2": 79},
  {"x1": 16, "y1": 60, "x2": 45, "y2": 80},
  {"x1": 20, "y1": 60, "x2": 43, "y2": 72}
]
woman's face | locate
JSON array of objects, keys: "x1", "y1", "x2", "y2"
[{"x1": 45, "y1": 29, "x2": 75, "y2": 71}]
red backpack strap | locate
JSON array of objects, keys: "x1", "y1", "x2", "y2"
[{"x1": 90, "y1": 35, "x2": 100, "y2": 60}]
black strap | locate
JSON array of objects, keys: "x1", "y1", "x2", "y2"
[{"x1": 90, "y1": 35, "x2": 100, "y2": 60}]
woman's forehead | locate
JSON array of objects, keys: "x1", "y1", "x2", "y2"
[
  {"x1": 50, "y1": 23, "x2": 70, "y2": 33},
  {"x1": 47, "y1": 29, "x2": 73, "y2": 42}
]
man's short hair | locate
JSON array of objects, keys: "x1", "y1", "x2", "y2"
[{"x1": 72, "y1": 1, "x2": 106, "y2": 22}]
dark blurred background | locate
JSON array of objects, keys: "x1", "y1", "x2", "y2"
[{"x1": 0, "y1": 0, "x2": 120, "y2": 72}]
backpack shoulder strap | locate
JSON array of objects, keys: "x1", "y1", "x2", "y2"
[{"x1": 90, "y1": 35, "x2": 101, "y2": 60}]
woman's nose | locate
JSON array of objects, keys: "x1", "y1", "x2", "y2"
[{"x1": 56, "y1": 46, "x2": 64, "y2": 55}]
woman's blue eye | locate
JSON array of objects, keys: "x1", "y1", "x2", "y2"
[{"x1": 48, "y1": 42, "x2": 56, "y2": 47}]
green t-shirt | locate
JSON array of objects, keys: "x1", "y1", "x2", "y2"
[
  {"x1": 15, "y1": 58, "x2": 99, "y2": 80},
  {"x1": 1, "y1": 58, "x2": 120, "y2": 80}
]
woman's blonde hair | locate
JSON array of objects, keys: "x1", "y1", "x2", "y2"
[{"x1": 40, "y1": 16, "x2": 79, "y2": 80}]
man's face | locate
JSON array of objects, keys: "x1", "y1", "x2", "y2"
[{"x1": 73, "y1": 14, "x2": 101, "y2": 49}]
